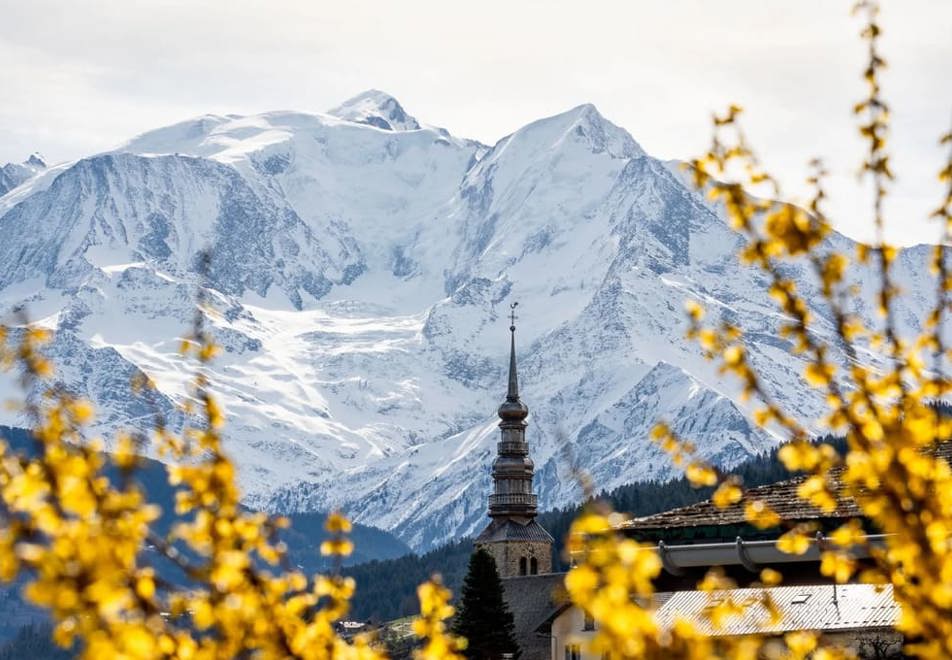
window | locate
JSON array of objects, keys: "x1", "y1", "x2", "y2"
[
  {"x1": 530, "y1": 557, "x2": 538, "y2": 575},
  {"x1": 565, "y1": 644, "x2": 581, "y2": 660},
  {"x1": 791, "y1": 593, "x2": 812, "y2": 605},
  {"x1": 583, "y1": 611, "x2": 595, "y2": 631},
  {"x1": 519, "y1": 557, "x2": 527, "y2": 576}
]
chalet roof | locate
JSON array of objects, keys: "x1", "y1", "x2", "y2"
[
  {"x1": 655, "y1": 583, "x2": 898, "y2": 637},
  {"x1": 620, "y1": 471, "x2": 858, "y2": 532},
  {"x1": 476, "y1": 518, "x2": 554, "y2": 544},
  {"x1": 622, "y1": 442, "x2": 952, "y2": 533},
  {"x1": 521, "y1": 581, "x2": 895, "y2": 651},
  {"x1": 525, "y1": 581, "x2": 897, "y2": 639}
]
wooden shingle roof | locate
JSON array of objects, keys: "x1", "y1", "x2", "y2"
[
  {"x1": 619, "y1": 471, "x2": 857, "y2": 532},
  {"x1": 621, "y1": 442, "x2": 952, "y2": 534}
]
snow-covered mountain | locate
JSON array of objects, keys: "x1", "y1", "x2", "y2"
[
  {"x1": 0, "y1": 91, "x2": 938, "y2": 551},
  {"x1": 0, "y1": 153, "x2": 46, "y2": 197}
]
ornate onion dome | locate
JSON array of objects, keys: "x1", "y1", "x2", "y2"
[{"x1": 489, "y1": 306, "x2": 538, "y2": 519}]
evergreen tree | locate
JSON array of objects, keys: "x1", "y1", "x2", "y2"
[{"x1": 451, "y1": 548, "x2": 520, "y2": 660}]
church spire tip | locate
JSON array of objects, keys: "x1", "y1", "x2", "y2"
[
  {"x1": 507, "y1": 302, "x2": 519, "y2": 401},
  {"x1": 499, "y1": 302, "x2": 528, "y2": 424}
]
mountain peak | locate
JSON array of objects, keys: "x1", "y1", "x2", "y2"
[
  {"x1": 327, "y1": 90, "x2": 421, "y2": 131},
  {"x1": 560, "y1": 103, "x2": 643, "y2": 159},
  {"x1": 24, "y1": 153, "x2": 46, "y2": 170},
  {"x1": 0, "y1": 152, "x2": 48, "y2": 197},
  {"x1": 489, "y1": 102, "x2": 643, "y2": 163}
]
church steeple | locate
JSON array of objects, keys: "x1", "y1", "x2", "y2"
[
  {"x1": 497, "y1": 307, "x2": 529, "y2": 432},
  {"x1": 490, "y1": 304, "x2": 536, "y2": 519},
  {"x1": 476, "y1": 303, "x2": 552, "y2": 577},
  {"x1": 508, "y1": 333, "x2": 518, "y2": 391}
]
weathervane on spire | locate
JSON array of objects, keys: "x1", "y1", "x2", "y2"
[{"x1": 503, "y1": 302, "x2": 522, "y2": 405}]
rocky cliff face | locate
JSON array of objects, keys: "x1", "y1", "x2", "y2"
[{"x1": 0, "y1": 92, "x2": 938, "y2": 550}]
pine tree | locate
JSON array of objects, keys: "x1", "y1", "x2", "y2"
[{"x1": 451, "y1": 548, "x2": 520, "y2": 660}]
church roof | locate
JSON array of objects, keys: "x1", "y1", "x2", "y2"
[
  {"x1": 502, "y1": 572, "x2": 569, "y2": 659},
  {"x1": 476, "y1": 518, "x2": 554, "y2": 544}
]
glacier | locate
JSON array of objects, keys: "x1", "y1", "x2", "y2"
[{"x1": 0, "y1": 91, "x2": 940, "y2": 551}]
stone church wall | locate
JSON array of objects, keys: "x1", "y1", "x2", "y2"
[{"x1": 480, "y1": 540, "x2": 553, "y2": 578}]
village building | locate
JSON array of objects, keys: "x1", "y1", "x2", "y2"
[
  {"x1": 478, "y1": 320, "x2": 906, "y2": 660},
  {"x1": 548, "y1": 583, "x2": 900, "y2": 659}
]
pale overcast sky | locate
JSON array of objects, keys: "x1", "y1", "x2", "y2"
[{"x1": 0, "y1": 1, "x2": 949, "y2": 245}]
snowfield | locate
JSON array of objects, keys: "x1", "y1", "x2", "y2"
[{"x1": 0, "y1": 90, "x2": 939, "y2": 550}]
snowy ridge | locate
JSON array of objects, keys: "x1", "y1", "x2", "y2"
[
  {"x1": 327, "y1": 90, "x2": 422, "y2": 132},
  {"x1": 0, "y1": 92, "x2": 941, "y2": 551},
  {"x1": 0, "y1": 153, "x2": 46, "y2": 197}
]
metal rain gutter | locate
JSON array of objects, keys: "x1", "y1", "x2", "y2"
[{"x1": 655, "y1": 532, "x2": 888, "y2": 575}]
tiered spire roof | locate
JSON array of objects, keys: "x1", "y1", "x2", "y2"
[{"x1": 489, "y1": 303, "x2": 538, "y2": 519}]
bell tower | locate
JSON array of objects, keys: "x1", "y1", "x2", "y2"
[{"x1": 476, "y1": 303, "x2": 553, "y2": 577}]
